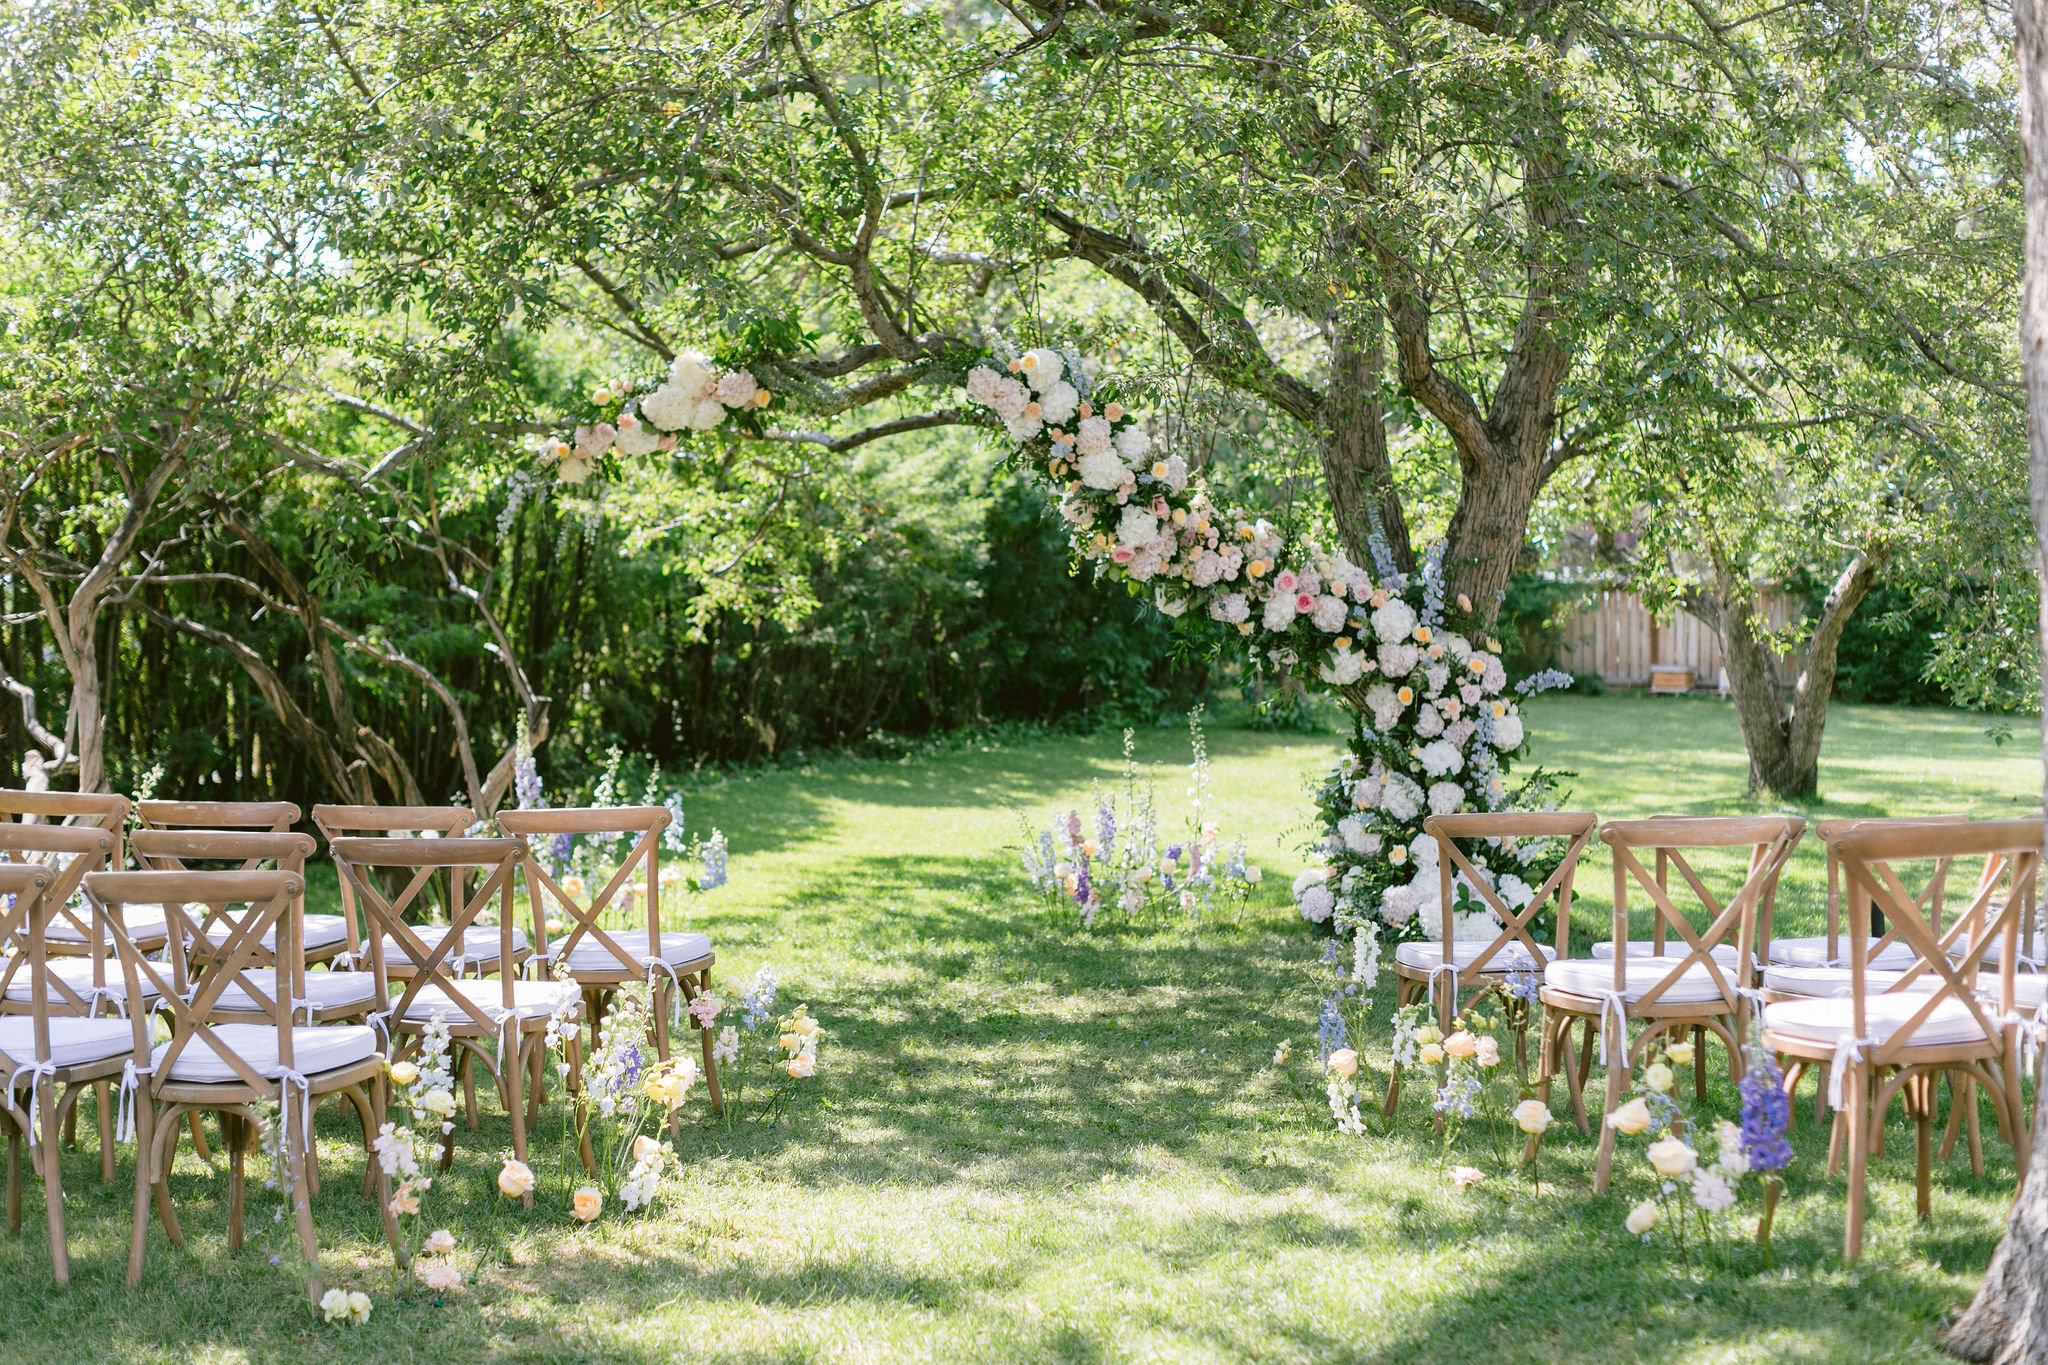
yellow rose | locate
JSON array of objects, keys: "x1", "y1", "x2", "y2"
[
  {"x1": 1326, "y1": 1047, "x2": 1359, "y2": 1077},
  {"x1": 497, "y1": 1158, "x2": 535, "y2": 1198},
  {"x1": 1667, "y1": 1041, "x2": 1695, "y2": 1066},
  {"x1": 1647, "y1": 1136, "x2": 1697, "y2": 1177},
  {"x1": 388, "y1": 1061, "x2": 419, "y2": 1086},
  {"x1": 1644, "y1": 1063, "x2": 1675, "y2": 1094},
  {"x1": 793, "y1": 1014, "x2": 820, "y2": 1037},
  {"x1": 1514, "y1": 1099, "x2": 1553, "y2": 1135},
  {"x1": 1419, "y1": 1043, "x2": 1445, "y2": 1066},
  {"x1": 561, "y1": 875, "x2": 586, "y2": 899},
  {"x1": 632, "y1": 1134, "x2": 662, "y2": 1164},
  {"x1": 571, "y1": 1186, "x2": 603, "y2": 1223},
  {"x1": 786, "y1": 1053, "x2": 815, "y2": 1078},
  {"x1": 1606, "y1": 1098, "x2": 1653, "y2": 1136},
  {"x1": 1626, "y1": 1200, "x2": 1659, "y2": 1236},
  {"x1": 644, "y1": 1069, "x2": 692, "y2": 1109},
  {"x1": 779, "y1": 1032, "x2": 804, "y2": 1053}
]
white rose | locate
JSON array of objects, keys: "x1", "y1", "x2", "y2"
[{"x1": 1626, "y1": 1201, "x2": 1659, "y2": 1236}]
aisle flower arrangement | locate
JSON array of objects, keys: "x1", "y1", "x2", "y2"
[{"x1": 1019, "y1": 709, "x2": 1261, "y2": 925}]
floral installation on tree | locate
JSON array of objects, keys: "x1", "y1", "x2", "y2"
[
  {"x1": 1020, "y1": 709, "x2": 1260, "y2": 926},
  {"x1": 532, "y1": 351, "x2": 775, "y2": 484},
  {"x1": 961, "y1": 344, "x2": 1570, "y2": 949}
]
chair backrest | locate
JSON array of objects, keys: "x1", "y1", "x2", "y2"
[
  {"x1": 311, "y1": 805, "x2": 475, "y2": 958},
  {"x1": 131, "y1": 831, "x2": 319, "y2": 993},
  {"x1": 497, "y1": 806, "x2": 671, "y2": 977},
  {"x1": 1600, "y1": 816, "x2": 1806, "y2": 1012},
  {"x1": 85, "y1": 869, "x2": 306, "y2": 1093},
  {"x1": 1811, "y1": 814, "x2": 1971, "y2": 964},
  {"x1": 0, "y1": 824, "x2": 120, "y2": 954},
  {"x1": 328, "y1": 837, "x2": 524, "y2": 1035},
  {"x1": 0, "y1": 866, "x2": 61, "y2": 1067},
  {"x1": 0, "y1": 790, "x2": 129, "y2": 870},
  {"x1": 136, "y1": 800, "x2": 300, "y2": 834},
  {"x1": 1422, "y1": 811, "x2": 1598, "y2": 973},
  {"x1": 1831, "y1": 818, "x2": 2044, "y2": 1061}
]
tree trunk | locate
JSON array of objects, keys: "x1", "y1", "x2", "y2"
[
  {"x1": 1320, "y1": 313, "x2": 1414, "y2": 576},
  {"x1": 1943, "y1": 0, "x2": 2048, "y2": 1350},
  {"x1": 1710, "y1": 548, "x2": 1883, "y2": 802}
]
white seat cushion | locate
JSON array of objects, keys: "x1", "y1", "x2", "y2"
[
  {"x1": 47, "y1": 905, "x2": 169, "y2": 945},
  {"x1": 198, "y1": 912, "x2": 350, "y2": 954},
  {"x1": 1765, "y1": 935, "x2": 1918, "y2": 969},
  {"x1": 382, "y1": 925, "x2": 529, "y2": 966},
  {"x1": 3, "y1": 957, "x2": 161, "y2": 1007},
  {"x1": 153, "y1": 1023, "x2": 378, "y2": 1083},
  {"x1": 399, "y1": 979, "x2": 578, "y2": 1024},
  {"x1": 558, "y1": 929, "x2": 712, "y2": 973},
  {"x1": 1762, "y1": 965, "x2": 1928, "y2": 998},
  {"x1": 1764, "y1": 993, "x2": 1992, "y2": 1050},
  {"x1": 1392, "y1": 940, "x2": 1554, "y2": 973},
  {"x1": 209, "y1": 969, "x2": 379, "y2": 1014},
  {"x1": 1593, "y1": 941, "x2": 1744, "y2": 967},
  {"x1": 0, "y1": 1016, "x2": 136, "y2": 1069},
  {"x1": 1951, "y1": 936, "x2": 2045, "y2": 969},
  {"x1": 1544, "y1": 956, "x2": 1737, "y2": 1005}
]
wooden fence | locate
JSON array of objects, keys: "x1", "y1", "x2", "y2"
[{"x1": 1552, "y1": 588, "x2": 1797, "y2": 689}]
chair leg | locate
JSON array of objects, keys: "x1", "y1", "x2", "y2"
[
  {"x1": 1939, "y1": 1072, "x2": 1967, "y2": 1161},
  {"x1": 1593, "y1": 1015, "x2": 1628, "y2": 1194},
  {"x1": 2005, "y1": 1046, "x2": 2031, "y2": 1186},
  {"x1": 40, "y1": 1081, "x2": 68, "y2": 1285},
  {"x1": 462, "y1": 1050, "x2": 480, "y2": 1129},
  {"x1": 1844, "y1": 1066, "x2": 1869, "y2": 1260},
  {"x1": 287, "y1": 1098, "x2": 323, "y2": 1304},
  {"x1": 128, "y1": 1101, "x2": 155, "y2": 1288},
  {"x1": 1814, "y1": 1064, "x2": 1831, "y2": 1126},
  {"x1": 1693, "y1": 1025, "x2": 1708, "y2": 1101},
  {"x1": 94, "y1": 1082, "x2": 114, "y2": 1185},
  {"x1": 1913, "y1": 1077, "x2": 1934, "y2": 1222},
  {"x1": 1560, "y1": 1018, "x2": 1591, "y2": 1134},
  {"x1": 1827, "y1": 1105, "x2": 1847, "y2": 1178},
  {"x1": 224, "y1": 1113, "x2": 246, "y2": 1253},
  {"x1": 187, "y1": 1112, "x2": 212, "y2": 1164},
  {"x1": 7, "y1": 1125, "x2": 20, "y2": 1235},
  {"x1": 506, "y1": 1035, "x2": 532, "y2": 1210}
]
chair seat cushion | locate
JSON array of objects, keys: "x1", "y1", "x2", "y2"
[
  {"x1": 0, "y1": 1016, "x2": 137, "y2": 1070},
  {"x1": 557, "y1": 929, "x2": 713, "y2": 973},
  {"x1": 1392, "y1": 940, "x2": 1554, "y2": 973},
  {"x1": 1952, "y1": 936, "x2": 2045, "y2": 969},
  {"x1": 1764, "y1": 994, "x2": 1991, "y2": 1050},
  {"x1": 153, "y1": 1023, "x2": 378, "y2": 1083},
  {"x1": 1544, "y1": 956, "x2": 1736, "y2": 1005},
  {"x1": 210, "y1": 969, "x2": 379, "y2": 1014},
  {"x1": 2, "y1": 958, "x2": 160, "y2": 1007},
  {"x1": 47, "y1": 905, "x2": 168, "y2": 945},
  {"x1": 199, "y1": 912, "x2": 350, "y2": 954},
  {"x1": 1592, "y1": 941, "x2": 1744, "y2": 967},
  {"x1": 1764, "y1": 935, "x2": 1918, "y2": 969},
  {"x1": 381, "y1": 925, "x2": 529, "y2": 966},
  {"x1": 1762, "y1": 965, "x2": 1927, "y2": 998},
  {"x1": 399, "y1": 979, "x2": 579, "y2": 1023}
]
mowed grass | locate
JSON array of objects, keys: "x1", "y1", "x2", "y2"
[{"x1": 0, "y1": 693, "x2": 2038, "y2": 1364}]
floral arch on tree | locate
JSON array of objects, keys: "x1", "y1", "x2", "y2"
[{"x1": 541, "y1": 340, "x2": 1571, "y2": 949}]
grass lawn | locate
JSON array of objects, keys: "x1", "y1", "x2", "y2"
[{"x1": 0, "y1": 693, "x2": 2039, "y2": 1363}]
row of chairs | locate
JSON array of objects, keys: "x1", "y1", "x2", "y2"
[
  {"x1": 0, "y1": 790, "x2": 722, "y2": 1298},
  {"x1": 1383, "y1": 812, "x2": 2044, "y2": 1259}
]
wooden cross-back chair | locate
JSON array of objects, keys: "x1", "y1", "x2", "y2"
[
  {"x1": 1762, "y1": 817, "x2": 2043, "y2": 1259},
  {"x1": 136, "y1": 800, "x2": 299, "y2": 835},
  {"x1": 85, "y1": 868, "x2": 396, "y2": 1296},
  {"x1": 0, "y1": 864, "x2": 143, "y2": 1284},
  {"x1": 1381, "y1": 812, "x2": 1596, "y2": 1121},
  {"x1": 1535, "y1": 815, "x2": 1805, "y2": 1192},
  {"x1": 498, "y1": 806, "x2": 723, "y2": 1115},
  {"x1": 1756, "y1": 815, "x2": 1966, "y2": 972},
  {"x1": 311, "y1": 806, "x2": 528, "y2": 979},
  {"x1": 0, "y1": 789, "x2": 130, "y2": 874},
  {"x1": 329, "y1": 837, "x2": 581, "y2": 1196}
]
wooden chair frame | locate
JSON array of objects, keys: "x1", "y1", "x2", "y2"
[
  {"x1": 0, "y1": 864, "x2": 137, "y2": 1284},
  {"x1": 329, "y1": 837, "x2": 558, "y2": 1196},
  {"x1": 1764, "y1": 817, "x2": 2042, "y2": 1258},
  {"x1": 0, "y1": 790, "x2": 130, "y2": 876},
  {"x1": 498, "y1": 806, "x2": 724, "y2": 1116},
  {"x1": 311, "y1": 806, "x2": 499, "y2": 976},
  {"x1": 1536, "y1": 815, "x2": 1804, "y2": 1192},
  {"x1": 86, "y1": 868, "x2": 396, "y2": 1297},
  {"x1": 136, "y1": 800, "x2": 300, "y2": 836},
  {"x1": 1382, "y1": 812, "x2": 1596, "y2": 1120}
]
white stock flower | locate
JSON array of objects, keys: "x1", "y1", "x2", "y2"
[
  {"x1": 1371, "y1": 597, "x2": 1419, "y2": 643},
  {"x1": 1691, "y1": 1169, "x2": 1736, "y2": 1213}
]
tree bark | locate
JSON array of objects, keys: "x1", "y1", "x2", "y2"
[
  {"x1": 1320, "y1": 313, "x2": 1413, "y2": 574},
  {"x1": 1711, "y1": 547, "x2": 1884, "y2": 801},
  {"x1": 1942, "y1": 0, "x2": 2048, "y2": 1350}
]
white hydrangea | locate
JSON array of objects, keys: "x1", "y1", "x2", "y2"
[
  {"x1": 1319, "y1": 647, "x2": 1365, "y2": 685},
  {"x1": 714, "y1": 369, "x2": 759, "y2": 407},
  {"x1": 1364, "y1": 683, "x2": 1404, "y2": 733},
  {"x1": 1495, "y1": 873, "x2": 1534, "y2": 911},
  {"x1": 1114, "y1": 425, "x2": 1152, "y2": 462},
  {"x1": 1310, "y1": 595, "x2": 1348, "y2": 632},
  {"x1": 1452, "y1": 907, "x2": 1502, "y2": 941},
  {"x1": 1154, "y1": 586, "x2": 1189, "y2": 617},
  {"x1": 1414, "y1": 703, "x2": 1444, "y2": 738},
  {"x1": 1006, "y1": 413, "x2": 1045, "y2": 443},
  {"x1": 1338, "y1": 814, "x2": 1376, "y2": 854},
  {"x1": 1038, "y1": 381, "x2": 1079, "y2": 424},
  {"x1": 1371, "y1": 597, "x2": 1419, "y2": 644},
  {"x1": 1442, "y1": 633, "x2": 1472, "y2": 662},
  {"x1": 1155, "y1": 454, "x2": 1189, "y2": 492},
  {"x1": 1076, "y1": 447, "x2": 1125, "y2": 490},
  {"x1": 1261, "y1": 593, "x2": 1297, "y2": 632},
  {"x1": 1377, "y1": 642, "x2": 1421, "y2": 678},
  {"x1": 965, "y1": 366, "x2": 1002, "y2": 404},
  {"x1": 1409, "y1": 831, "x2": 1438, "y2": 866},
  {"x1": 612, "y1": 413, "x2": 660, "y2": 456},
  {"x1": 1209, "y1": 593, "x2": 1249, "y2": 624},
  {"x1": 1427, "y1": 780, "x2": 1465, "y2": 817},
  {"x1": 1298, "y1": 884, "x2": 1335, "y2": 924},
  {"x1": 687, "y1": 397, "x2": 728, "y2": 431},
  {"x1": 1117, "y1": 505, "x2": 1159, "y2": 546},
  {"x1": 1382, "y1": 773, "x2": 1424, "y2": 822},
  {"x1": 1379, "y1": 883, "x2": 1422, "y2": 926},
  {"x1": 1492, "y1": 712, "x2": 1525, "y2": 751},
  {"x1": 1074, "y1": 415, "x2": 1113, "y2": 457},
  {"x1": 1418, "y1": 739, "x2": 1465, "y2": 777},
  {"x1": 992, "y1": 377, "x2": 1030, "y2": 421},
  {"x1": 668, "y1": 351, "x2": 716, "y2": 396},
  {"x1": 639, "y1": 383, "x2": 696, "y2": 432},
  {"x1": 1021, "y1": 348, "x2": 1064, "y2": 389}
]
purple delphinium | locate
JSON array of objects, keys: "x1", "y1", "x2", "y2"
[
  {"x1": 1505, "y1": 967, "x2": 1541, "y2": 1004},
  {"x1": 1317, "y1": 997, "x2": 1347, "y2": 1056},
  {"x1": 1096, "y1": 800, "x2": 1117, "y2": 863},
  {"x1": 1162, "y1": 843, "x2": 1182, "y2": 891},
  {"x1": 514, "y1": 748, "x2": 543, "y2": 809},
  {"x1": 549, "y1": 831, "x2": 574, "y2": 874},
  {"x1": 1073, "y1": 858, "x2": 1091, "y2": 907},
  {"x1": 1739, "y1": 1052, "x2": 1794, "y2": 1172}
]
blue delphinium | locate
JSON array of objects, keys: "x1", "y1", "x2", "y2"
[
  {"x1": 700, "y1": 831, "x2": 728, "y2": 890},
  {"x1": 1738, "y1": 1051, "x2": 1793, "y2": 1172},
  {"x1": 1317, "y1": 997, "x2": 1348, "y2": 1057}
]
